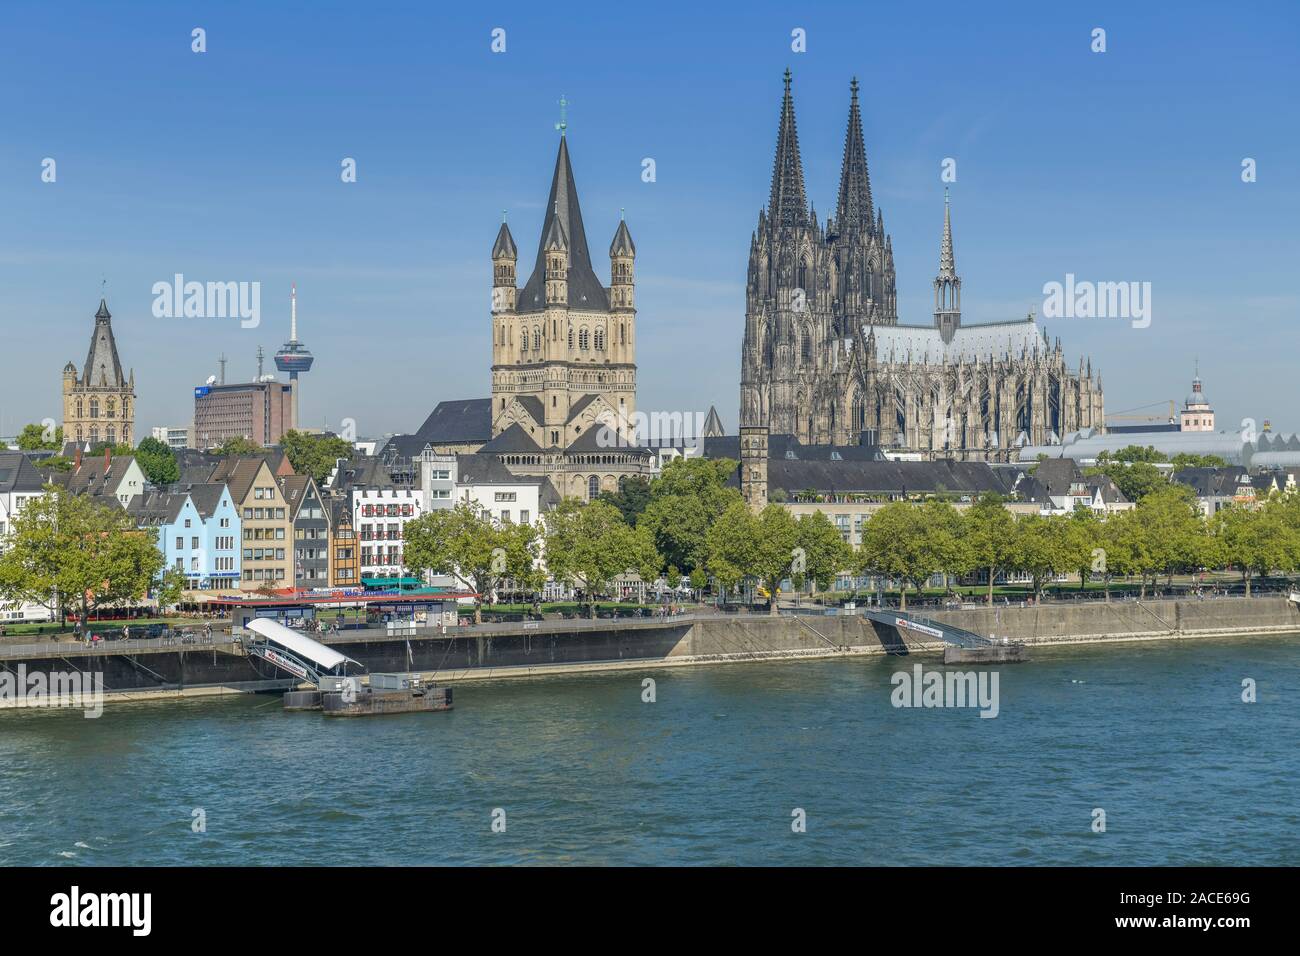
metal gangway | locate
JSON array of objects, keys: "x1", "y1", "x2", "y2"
[
  {"x1": 243, "y1": 618, "x2": 361, "y2": 687},
  {"x1": 864, "y1": 609, "x2": 993, "y2": 649}
]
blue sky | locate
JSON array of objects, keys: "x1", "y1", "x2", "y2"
[{"x1": 1, "y1": 0, "x2": 1297, "y2": 440}]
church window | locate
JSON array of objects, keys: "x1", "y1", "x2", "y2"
[
  {"x1": 76, "y1": 399, "x2": 83, "y2": 417},
  {"x1": 595, "y1": 328, "x2": 604, "y2": 350},
  {"x1": 587, "y1": 475, "x2": 600, "y2": 500},
  {"x1": 797, "y1": 258, "x2": 808, "y2": 291},
  {"x1": 620, "y1": 323, "x2": 625, "y2": 345},
  {"x1": 107, "y1": 426, "x2": 116, "y2": 445},
  {"x1": 533, "y1": 327, "x2": 541, "y2": 351},
  {"x1": 579, "y1": 328, "x2": 590, "y2": 350},
  {"x1": 107, "y1": 398, "x2": 116, "y2": 419},
  {"x1": 522, "y1": 332, "x2": 529, "y2": 352},
  {"x1": 801, "y1": 331, "x2": 811, "y2": 364},
  {"x1": 89, "y1": 398, "x2": 99, "y2": 419},
  {"x1": 568, "y1": 327, "x2": 574, "y2": 349},
  {"x1": 89, "y1": 426, "x2": 99, "y2": 444}
]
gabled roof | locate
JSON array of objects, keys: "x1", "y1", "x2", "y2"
[
  {"x1": 0, "y1": 452, "x2": 47, "y2": 495},
  {"x1": 415, "y1": 398, "x2": 492, "y2": 444},
  {"x1": 517, "y1": 137, "x2": 610, "y2": 314},
  {"x1": 1032, "y1": 457, "x2": 1082, "y2": 497},
  {"x1": 211, "y1": 457, "x2": 274, "y2": 503},
  {"x1": 478, "y1": 423, "x2": 545, "y2": 454},
  {"x1": 514, "y1": 395, "x2": 545, "y2": 428},
  {"x1": 564, "y1": 393, "x2": 599, "y2": 423},
  {"x1": 186, "y1": 482, "x2": 230, "y2": 519},
  {"x1": 129, "y1": 489, "x2": 189, "y2": 526}
]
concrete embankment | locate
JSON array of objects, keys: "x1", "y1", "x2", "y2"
[{"x1": 1, "y1": 596, "x2": 1295, "y2": 703}]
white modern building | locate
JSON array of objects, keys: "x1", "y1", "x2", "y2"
[{"x1": 0, "y1": 453, "x2": 55, "y2": 622}]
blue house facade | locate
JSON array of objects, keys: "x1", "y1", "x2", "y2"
[{"x1": 131, "y1": 482, "x2": 241, "y2": 591}]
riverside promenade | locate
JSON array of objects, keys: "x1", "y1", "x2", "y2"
[{"x1": 1, "y1": 596, "x2": 1296, "y2": 702}]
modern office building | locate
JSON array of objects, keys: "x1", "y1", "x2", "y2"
[{"x1": 193, "y1": 380, "x2": 295, "y2": 450}]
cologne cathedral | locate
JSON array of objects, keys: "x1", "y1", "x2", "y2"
[{"x1": 739, "y1": 72, "x2": 1104, "y2": 461}]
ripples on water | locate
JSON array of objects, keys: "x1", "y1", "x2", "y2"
[{"x1": 1, "y1": 636, "x2": 1297, "y2": 866}]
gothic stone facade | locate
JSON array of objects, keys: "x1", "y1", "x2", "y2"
[
  {"x1": 62, "y1": 298, "x2": 136, "y2": 448},
  {"x1": 487, "y1": 133, "x2": 654, "y2": 500},
  {"x1": 740, "y1": 74, "x2": 1104, "y2": 462}
]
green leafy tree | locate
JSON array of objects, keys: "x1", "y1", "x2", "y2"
[
  {"x1": 1008, "y1": 514, "x2": 1073, "y2": 600},
  {"x1": 1066, "y1": 506, "x2": 1103, "y2": 592},
  {"x1": 795, "y1": 510, "x2": 853, "y2": 594},
  {"x1": 280, "y1": 430, "x2": 356, "y2": 484},
  {"x1": 155, "y1": 566, "x2": 187, "y2": 612},
  {"x1": 1170, "y1": 453, "x2": 1228, "y2": 471},
  {"x1": 0, "y1": 486, "x2": 165, "y2": 626},
  {"x1": 597, "y1": 476, "x2": 653, "y2": 526},
  {"x1": 704, "y1": 500, "x2": 754, "y2": 596},
  {"x1": 404, "y1": 502, "x2": 542, "y2": 623},
  {"x1": 212, "y1": 436, "x2": 261, "y2": 457},
  {"x1": 750, "y1": 504, "x2": 800, "y2": 614},
  {"x1": 964, "y1": 492, "x2": 1017, "y2": 603},
  {"x1": 543, "y1": 499, "x2": 657, "y2": 617},
  {"x1": 17, "y1": 422, "x2": 62, "y2": 451},
  {"x1": 858, "y1": 501, "x2": 962, "y2": 609},
  {"x1": 88, "y1": 442, "x2": 132, "y2": 457},
  {"x1": 635, "y1": 457, "x2": 743, "y2": 576},
  {"x1": 135, "y1": 436, "x2": 180, "y2": 486},
  {"x1": 1087, "y1": 460, "x2": 1167, "y2": 503}
]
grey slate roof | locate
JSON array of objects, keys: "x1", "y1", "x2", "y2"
[
  {"x1": 81, "y1": 298, "x2": 129, "y2": 387},
  {"x1": 478, "y1": 423, "x2": 545, "y2": 454},
  {"x1": 609, "y1": 219, "x2": 635, "y2": 257},
  {"x1": 728, "y1": 457, "x2": 1012, "y2": 497},
  {"x1": 492, "y1": 221, "x2": 517, "y2": 259},
  {"x1": 702, "y1": 433, "x2": 884, "y2": 463},
  {"x1": 415, "y1": 399, "x2": 492, "y2": 444},
  {"x1": 381, "y1": 434, "x2": 434, "y2": 459},
  {"x1": 185, "y1": 482, "x2": 228, "y2": 520},
  {"x1": 455, "y1": 453, "x2": 535, "y2": 485},
  {"x1": 0, "y1": 453, "x2": 46, "y2": 494},
  {"x1": 517, "y1": 137, "x2": 610, "y2": 314}
]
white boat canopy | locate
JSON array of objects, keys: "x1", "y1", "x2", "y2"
[{"x1": 246, "y1": 618, "x2": 360, "y2": 672}]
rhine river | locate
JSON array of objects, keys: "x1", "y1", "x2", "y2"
[{"x1": 2, "y1": 635, "x2": 1297, "y2": 866}]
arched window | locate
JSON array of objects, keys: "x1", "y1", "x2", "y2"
[
  {"x1": 587, "y1": 475, "x2": 600, "y2": 500},
  {"x1": 533, "y1": 327, "x2": 541, "y2": 351},
  {"x1": 595, "y1": 328, "x2": 604, "y2": 350},
  {"x1": 89, "y1": 398, "x2": 99, "y2": 419},
  {"x1": 106, "y1": 398, "x2": 116, "y2": 419},
  {"x1": 801, "y1": 330, "x2": 812, "y2": 364},
  {"x1": 568, "y1": 327, "x2": 574, "y2": 349},
  {"x1": 89, "y1": 426, "x2": 99, "y2": 444},
  {"x1": 522, "y1": 331, "x2": 529, "y2": 352},
  {"x1": 106, "y1": 426, "x2": 116, "y2": 445},
  {"x1": 797, "y1": 258, "x2": 808, "y2": 291},
  {"x1": 579, "y1": 328, "x2": 590, "y2": 350}
]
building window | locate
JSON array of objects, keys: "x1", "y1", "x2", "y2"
[
  {"x1": 89, "y1": 398, "x2": 99, "y2": 419},
  {"x1": 587, "y1": 475, "x2": 599, "y2": 500}
]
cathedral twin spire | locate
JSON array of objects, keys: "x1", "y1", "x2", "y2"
[
  {"x1": 767, "y1": 71, "x2": 875, "y2": 237},
  {"x1": 768, "y1": 69, "x2": 809, "y2": 229}
]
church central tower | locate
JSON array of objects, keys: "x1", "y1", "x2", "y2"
[{"x1": 490, "y1": 125, "x2": 637, "y2": 451}]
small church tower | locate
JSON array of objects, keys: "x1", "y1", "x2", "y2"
[
  {"x1": 62, "y1": 297, "x2": 135, "y2": 448},
  {"x1": 933, "y1": 189, "x2": 961, "y2": 344}
]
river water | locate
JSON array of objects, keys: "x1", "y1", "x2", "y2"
[{"x1": 2, "y1": 635, "x2": 1297, "y2": 866}]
